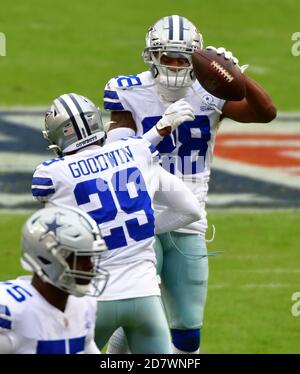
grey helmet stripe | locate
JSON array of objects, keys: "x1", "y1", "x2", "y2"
[
  {"x1": 58, "y1": 97, "x2": 83, "y2": 140},
  {"x1": 179, "y1": 16, "x2": 184, "y2": 40},
  {"x1": 69, "y1": 94, "x2": 92, "y2": 136},
  {"x1": 168, "y1": 16, "x2": 173, "y2": 39}
]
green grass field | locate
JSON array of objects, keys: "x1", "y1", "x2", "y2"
[
  {"x1": 1, "y1": 211, "x2": 300, "y2": 353},
  {"x1": 0, "y1": 0, "x2": 299, "y2": 109}
]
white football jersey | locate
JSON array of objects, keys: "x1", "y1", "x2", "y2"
[
  {"x1": 32, "y1": 137, "x2": 162, "y2": 300},
  {"x1": 0, "y1": 277, "x2": 97, "y2": 354},
  {"x1": 104, "y1": 71, "x2": 225, "y2": 234}
]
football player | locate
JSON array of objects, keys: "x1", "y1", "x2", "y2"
[
  {"x1": 0, "y1": 205, "x2": 108, "y2": 354},
  {"x1": 103, "y1": 15, "x2": 277, "y2": 354},
  {"x1": 31, "y1": 93, "x2": 202, "y2": 353}
]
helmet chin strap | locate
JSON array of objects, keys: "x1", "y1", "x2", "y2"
[
  {"x1": 155, "y1": 81, "x2": 189, "y2": 102},
  {"x1": 75, "y1": 283, "x2": 91, "y2": 296}
]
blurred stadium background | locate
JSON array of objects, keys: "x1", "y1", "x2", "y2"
[{"x1": 0, "y1": 0, "x2": 300, "y2": 353}]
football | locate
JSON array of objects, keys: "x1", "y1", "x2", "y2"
[{"x1": 192, "y1": 49, "x2": 246, "y2": 101}]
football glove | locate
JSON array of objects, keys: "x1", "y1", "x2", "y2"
[
  {"x1": 156, "y1": 98, "x2": 195, "y2": 132},
  {"x1": 206, "y1": 46, "x2": 249, "y2": 73}
]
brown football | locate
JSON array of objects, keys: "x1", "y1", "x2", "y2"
[{"x1": 192, "y1": 49, "x2": 246, "y2": 101}]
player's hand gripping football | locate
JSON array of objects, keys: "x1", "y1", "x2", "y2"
[
  {"x1": 206, "y1": 46, "x2": 249, "y2": 74},
  {"x1": 156, "y1": 98, "x2": 195, "y2": 136}
]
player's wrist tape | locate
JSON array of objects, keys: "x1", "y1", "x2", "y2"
[{"x1": 143, "y1": 125, "x2": 164, "y2": 146}]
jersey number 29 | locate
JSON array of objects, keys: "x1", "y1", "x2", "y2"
[{"x1": 74, "y1": 167, "x2": 154, "y2": 250}]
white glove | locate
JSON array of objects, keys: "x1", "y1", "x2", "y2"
[
  {"x1": 156, "y1": 98, "x2": 195, "y2": 131},
  {"x1": 206, "y1": 46, "x2": 249, "y2": 73}
]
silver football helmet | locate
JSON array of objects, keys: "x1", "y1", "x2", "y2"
[
  {"x1": 21, "y1": 206, "x2": 109, "y2": 297},
  {"x1": 143, "y1": 15, "x2": 203, "y2": 98},
  {"x1": 43, "y1": 93, "x2": 105, "y2": 157}
]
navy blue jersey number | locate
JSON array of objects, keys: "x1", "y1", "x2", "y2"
[
  {"x1": 4, "y1": 282, "x2": 33, "y2": 303},
  {"x1": 74, "y1": 167, "x2": 154, "y2": 250},
  {"x1": 116, "y1": 75, "x2": 142, "y2": 88},
  {"x1": 142, "y1": 115, "x2": 210, "y2": 174}
]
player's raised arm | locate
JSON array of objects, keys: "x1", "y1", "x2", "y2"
[
  {"x1": 154, "y1": 166, "x2": 202, "y2": 234},
  {"x1": 222, "y1": 75, "x2": 277, "y2": 123}
]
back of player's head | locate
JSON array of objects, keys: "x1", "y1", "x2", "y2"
[
  {"x1": 43, "y1": 93, "x2": 105, "y2": 157},
  {"x1": 21, "y1": 205, "x2": 109, "y2": 297},
  {"x1": 143, "y1": 15, "x2": 203, "y2": 100}
]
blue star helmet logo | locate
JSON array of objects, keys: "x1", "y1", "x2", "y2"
[{"x1": 39, "y1": 213, "x2": 68, "y2": 241}]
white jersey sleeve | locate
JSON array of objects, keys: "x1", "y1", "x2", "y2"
[
  {"x1": 104, "y1": 77, "x2": 133, "y2": 112},
  {"x1": 154, "y1": 166, "x2": 202, "y2": 234},
  {"x1": 0, "y1": 281, "x2": 26, "y2": 353},
  {"x1": 32, "y1": 158, "x2": 61, "y2": 202},
  {"x1": 104, "y1": 72, "x2": 151, "y2": 114}
]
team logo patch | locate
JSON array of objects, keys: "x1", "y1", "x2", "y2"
[{"x1": 200, "y1": 94, "x2": 215, "y2": 111}]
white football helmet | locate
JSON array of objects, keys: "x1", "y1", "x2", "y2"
[
  {"x1": 43, "y1": 93, "x2": 105, "y2": 157},
  {"x1": 143, "y1": 15, "x2": 203, "y2": 99},
  {"x1": 21, "y1": 206, "x2": 109, "y2": 297}
]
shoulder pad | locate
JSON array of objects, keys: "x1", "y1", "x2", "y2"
[
  {"x1": 42, "y1": 157, "x2": 64, "y2": 167},
  {"x1": 104, "y1": 72, "x2": 151, "y2": 111},
  {"x1": 32, "y1": 165, "x2": 55, "y2": 200},
  {"x1": 0, "y1": 280, "x2": 33, "y2": 330}
]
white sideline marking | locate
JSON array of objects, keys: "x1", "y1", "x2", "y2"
[
  {"x1": 220, "y1": 117, "x2": 300, "y2": 133},
  {"x1": 220, "y1": 140, "x2": 300, "y2": 147},
  {"x1": 241, "y1": 283, "x2": 299, "y2": 289},
  {"x1": 0, "y1": 193, "x2": 35, "y2": 206},
  {"x1": 0, "y1": 152, "x2": 46, "y2": 172},
  {"x1": 210, "y1": 283, "x2": 299, "y2": 289},
  {"x1": 208, "y1": 193, "x2": 277, "y2": 205},
  {"x1": 235, "y1": 269, "x2": 300, "y2": 274}
]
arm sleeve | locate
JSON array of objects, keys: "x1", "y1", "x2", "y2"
[
  {"x1": 143, "y1": 126, "x2": 164, "y2": 146},
  {"x1": 105, "y1": 121, "x2": 163, "y2": 146},
  {"x1": 104, "y1": 78, "x2": 131, "y2": 112},
  {"x1": 154, "y1": 166, "x2": 202, "y2": 234},
  {"x1": 32, "y1": 165, "x2": 56, "y2": 203}
]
